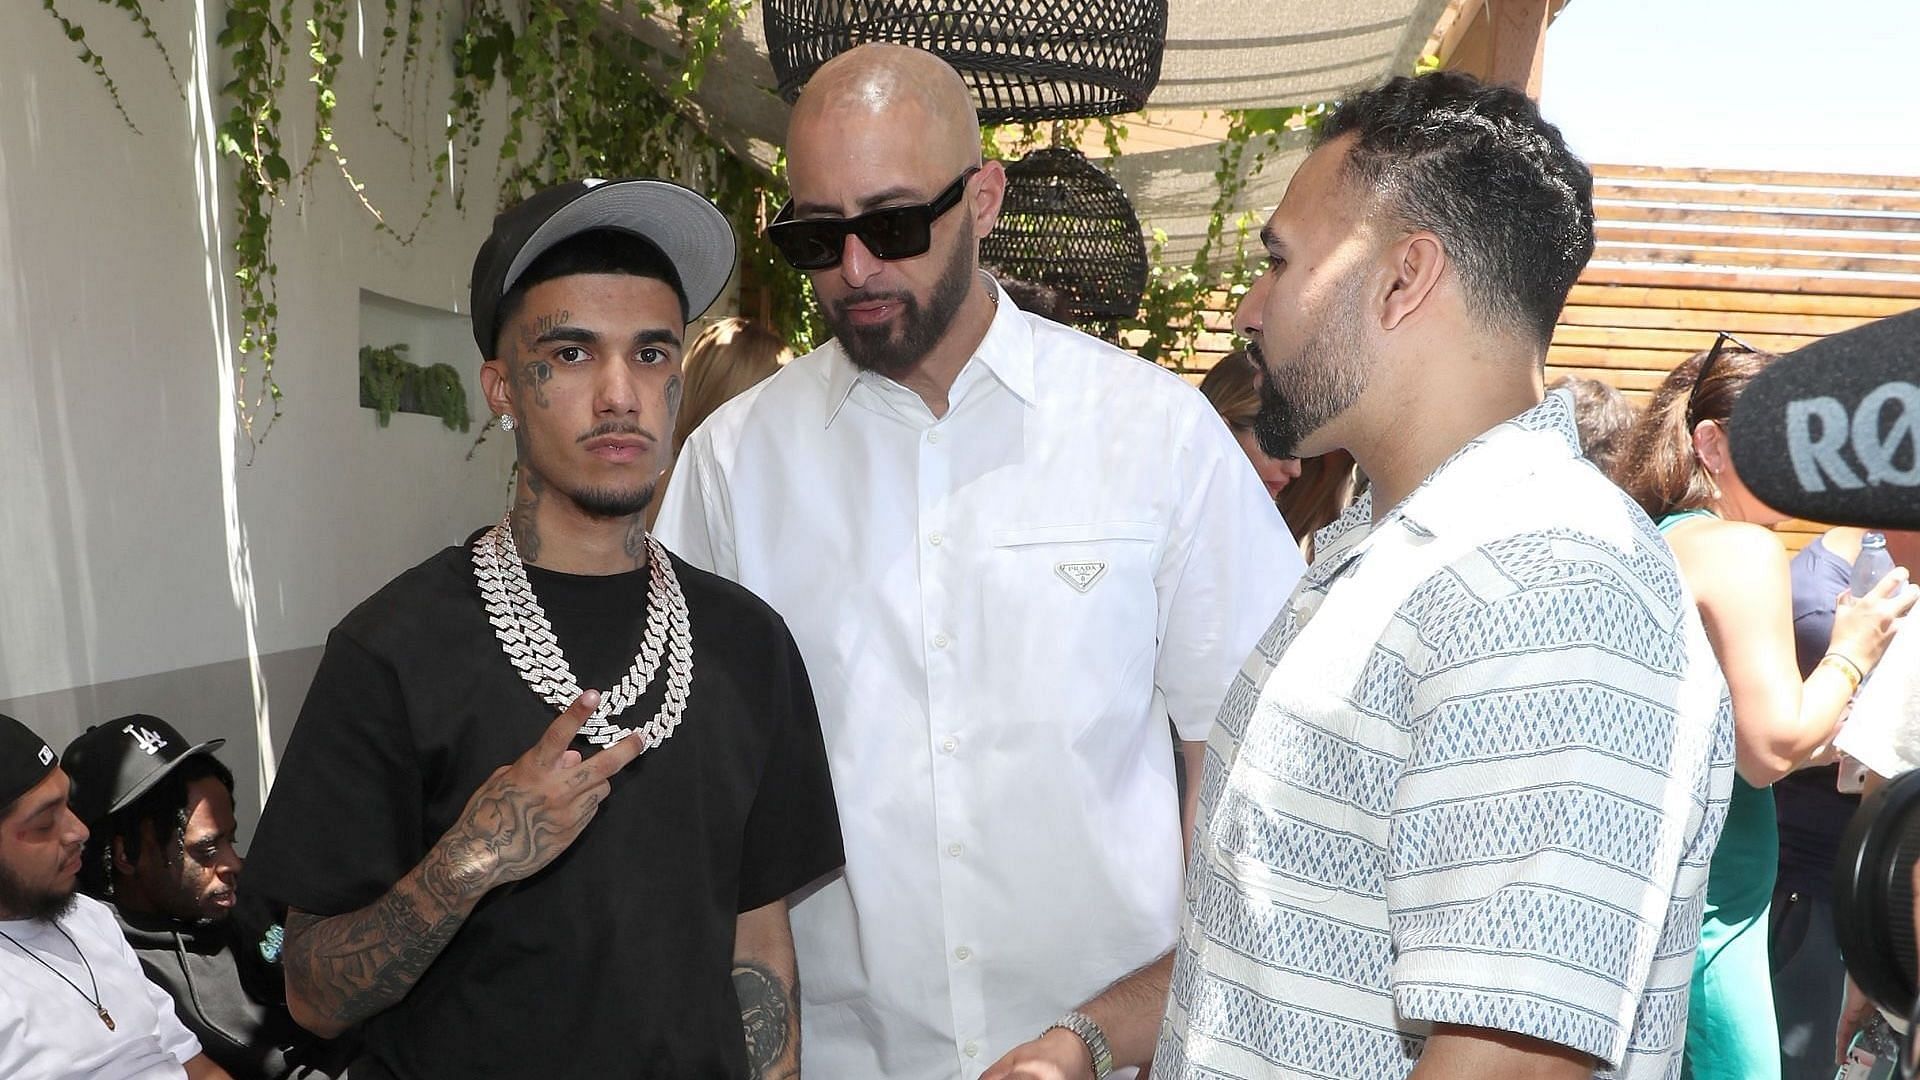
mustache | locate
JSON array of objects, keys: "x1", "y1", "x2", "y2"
[
  {"x1": 575, "y1": 421, "x2": 656, "y2": 444},
  {"x1": 1245, "y1": 340, "x2": 1265, "y2": 367},
  {"x1": 831, "y1": 290, "x2": 914, "y2": 313}
]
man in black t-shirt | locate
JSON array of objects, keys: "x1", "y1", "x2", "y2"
[{"x1": 243, "y1": 179, "x2": 844, "y2": 1080}]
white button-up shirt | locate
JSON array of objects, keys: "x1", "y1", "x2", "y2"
[{"x1": 654, "y1": 289, "x2": 1301, "y2": 1079}]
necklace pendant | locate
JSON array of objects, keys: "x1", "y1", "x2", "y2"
[{"x1": 99, "y1": 1007, "x2": 114, "y2": 1030}]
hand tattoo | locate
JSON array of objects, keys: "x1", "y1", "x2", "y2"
[{"x1": 734, "y1": 961, "x2": 797, "y2": 1080}]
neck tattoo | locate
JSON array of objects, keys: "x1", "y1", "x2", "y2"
[
  {"x1": 0, "y1": 920, "x2": 115, "y2": 1029},
  {"x1": 472, "y1": 515, "x2": 693, "y2": 751}
]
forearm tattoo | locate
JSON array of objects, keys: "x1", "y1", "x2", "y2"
[
  {"x1": 734, "y1": 961, "x2": 799, "y2": 1080},
  {"x1": 283, "y1": 834, "x2": 493, "y2": 1029}
]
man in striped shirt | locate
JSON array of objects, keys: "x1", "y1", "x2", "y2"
[{"x1": 1153, "y1": 72, "x2": 1734, "y2": 1080}]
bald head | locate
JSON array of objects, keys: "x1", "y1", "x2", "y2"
[{"x1": 790, "y1": 45, "x2": 981, "y2": 174}]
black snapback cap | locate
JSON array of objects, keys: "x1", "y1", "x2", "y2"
[
  {"x1": 61, "y1": 715, "x2": 226, "y2": 826},
  {"x1": 469, "y1": 177, "x2": 737, "y2": 358},
  {"x1": 0, "y1": 713, "x2": 58, "y2": 814}
]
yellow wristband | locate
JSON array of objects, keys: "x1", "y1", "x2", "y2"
[{"x1": 1819, "y1": 653, "x2": 1864, "y2": 694}]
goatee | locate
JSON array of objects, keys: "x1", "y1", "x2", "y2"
[{"x1": 824, "y1": 235, "x2": 975, "y2": 376}]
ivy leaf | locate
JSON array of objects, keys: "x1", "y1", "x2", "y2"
[{"x1": 264, "y1": 153, "x2": 291, "y2": 182}]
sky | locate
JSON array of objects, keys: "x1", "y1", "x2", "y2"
[{"x1": 1541, "y1": 0, "x2": 1920, "y2": 177}]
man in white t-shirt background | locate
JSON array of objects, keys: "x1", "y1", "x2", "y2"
[{"x1": 0, "y1": 711, "x2": 229, "y2": 1079}]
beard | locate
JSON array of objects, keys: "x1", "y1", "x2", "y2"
[
  {"x1": 517, "y1": 424, "x2": 660, "y2": 522},
  {"x1": 824, "y1": 234, "x2": 976, "y2": 376},
  {"x1": 566, "y1": 480, "x2": 658, "y2": 520},
  {"x1": 0, "y1": 857, "x2": 78, "y2": 923},
  {"x1": 1250, "y1": 271, "x2": 1372, "y2": 460}
]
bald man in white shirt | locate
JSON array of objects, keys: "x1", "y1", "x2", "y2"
[{"x1": 653, "y1": 44, "x2": 1302, "y2": 1080}]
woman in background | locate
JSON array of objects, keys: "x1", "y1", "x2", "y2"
[
  {"x1": 1618, "y1": 338, "x2": 1914, "y2": 1080},
  {"x1": 1198, "y1": 350, "x2": 1357, "y2": 558},
  {"x1": 645, "y1": 317, "x2": 792, "y2": 529}
]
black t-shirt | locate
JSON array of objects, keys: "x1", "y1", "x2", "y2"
[{"x1": 244, "y1": 541, "x2": 843, "y2": 1080}]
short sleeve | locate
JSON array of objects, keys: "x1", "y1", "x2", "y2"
[
  {"x1": 244, "y1": 628, "x2": 426, "y2": 917},
  {"x1": 735, "y1": 626, "x2": 844, "y2": 911},
  {"x1": 1153, "y1": 399, "x2": 1302, "y2": 741},
  {"x1": 1386, "y1": 568, "x2": 1700, "y2": 1069}
]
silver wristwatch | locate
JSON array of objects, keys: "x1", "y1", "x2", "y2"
[{"x1": 1045, "y1": 1009, "x2": 1115, "y2": 1079}]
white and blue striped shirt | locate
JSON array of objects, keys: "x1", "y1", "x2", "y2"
[{"x1": 1155, "y1": 391, "x2": 1734, "y2": 1080}]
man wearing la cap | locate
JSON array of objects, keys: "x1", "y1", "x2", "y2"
[
  {"x1": 0, "y1": 711, "x2": 232, "y2": 1079},
  {"x1": 64, "y1": 715, "x2": 355, "y2": 1079},
  {"x1": 242, "y1": 177, "x2": 844, "y2": 1080}
]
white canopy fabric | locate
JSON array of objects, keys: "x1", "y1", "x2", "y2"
[
  {"x1": 1151, "y1": 0, "x2": 1450, "y2": 109},
  {"x1": 614, "y1": 0, "x2": 1443, "y2": 263}
]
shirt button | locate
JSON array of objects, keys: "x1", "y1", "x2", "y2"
[
  {"x1": 940, "y1": 736, "x2": 958, "y2": 753},
  {"x1": 933, "y1": 634, "x2": 950, "y2": 649},
  {"x1": 929, "y1": 532, "x2": 944, "y2": 546},
  {"x1": 928, "y1": 431, "x2": 942, "y2": 444},
  {"x1": 963, "y1": 1041, "x2": 978, "y2": 1058},
  {"x1": 955, "y1": 946, "x2": 972, "y2": 961},
  {"x1": 947, "y1": 842, "x2": 964, "y2": 857}
]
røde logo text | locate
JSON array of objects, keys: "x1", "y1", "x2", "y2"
[{"x1": 1786, "y1": 380, "x2": 1920, "y2": 493}]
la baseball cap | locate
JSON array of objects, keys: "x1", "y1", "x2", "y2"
[
  {"x1": 62, "y1": 715, "x2": 226, "y2": 826},
  {"x1": 0, "y1": 713, "x2": 59, "y2": 814},
  {"x1": 469, "y1": 177, "x2": 737, "y2": 357}
]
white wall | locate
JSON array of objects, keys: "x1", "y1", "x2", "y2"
[{"x1": 0, "y1": 2, "x2": 518, "y2": 803}]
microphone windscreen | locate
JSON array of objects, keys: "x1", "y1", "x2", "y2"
[{"x1": 1729, "y1": 307, "x2": 1920, "y2": 530}]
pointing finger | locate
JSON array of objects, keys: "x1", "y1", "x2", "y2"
[{"x1": 531, "y1": 690, "x2": 600, "y2": 768}]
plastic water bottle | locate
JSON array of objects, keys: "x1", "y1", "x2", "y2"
[
  {"x1": 1853, "y1": 531, "x2": 1896, "y2": 598},
  {"x1": 1834, "y1": 1012, "x2": 1900, "y2": 1080}
]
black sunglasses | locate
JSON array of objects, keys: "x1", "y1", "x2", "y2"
[
  {"x1": 766, "y1": 166, "x2": 980, "y2": 271},
  {"x1": 1685, "y1": 330, "x2": 1759, "y2": 433}
]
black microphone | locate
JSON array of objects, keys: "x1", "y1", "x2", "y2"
[{"x1": 1728, "y1": 306, "x2": 1920, "y2": 530}]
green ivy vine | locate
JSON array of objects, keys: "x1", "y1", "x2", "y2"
[
  {"x1": 40, "y1": 0, "x2": 1397, "y2": 446},
  {"x1": 1123, "y1": 104, "x2": 1329, "y2": 367}
]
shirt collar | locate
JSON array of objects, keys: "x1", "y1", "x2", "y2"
[
  {"x1": 822, "y1": 280, "x2": 1036, "y2": 428},
  {"x1": 1308, "y1": 388, "x2": 1584, "y2": 570}
]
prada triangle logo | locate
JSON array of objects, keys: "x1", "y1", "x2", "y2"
[{"x1": 1055, "y1": 560, "x2": 1108, "y2": 593}]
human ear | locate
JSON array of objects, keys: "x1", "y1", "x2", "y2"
[{"x1": 1378, "y1": 232, "x2": 1445, "y2": 332}]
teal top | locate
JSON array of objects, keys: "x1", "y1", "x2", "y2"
[
  {"x1": 1659, "y1": 508, "x2": 1780, "y2": 1080},
  {"x1": 1657, "y1": 509, "x2": 1777, "y2": 916}
]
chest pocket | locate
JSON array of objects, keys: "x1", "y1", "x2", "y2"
[
  {"x1": 983, "y1": 521, "x2": 1160, "y2": 738},
  {"x1": 989, "y1": 520, "x2": 1157, "y2": 597}
]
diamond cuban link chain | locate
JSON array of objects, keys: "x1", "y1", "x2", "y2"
[{"x1": 473, "y1": 515, "x2": 693, "y2": 751}]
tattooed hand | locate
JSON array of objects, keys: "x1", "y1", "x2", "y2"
[
  {"x1": 452, "y1": 689, "x2": 649, "y2": 888},
  {"x1": 281, "y1": 690, "x2": 649, "y2": 1037}
]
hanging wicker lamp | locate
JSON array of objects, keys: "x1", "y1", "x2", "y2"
[
  {"x1": 762, "y1": 0, "x2": 1168, "y2": 124},
  {"x1": 980, "y1": 146, "x2": 1147, "y2": 325}
]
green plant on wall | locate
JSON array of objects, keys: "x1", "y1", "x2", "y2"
[{"x1": 359, "y1": 343, "x2": 471, "y2": 431}]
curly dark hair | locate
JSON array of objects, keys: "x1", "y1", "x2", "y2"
[{"x1": 1316, "y1": 70, "x2": 1595, "y2": 349}]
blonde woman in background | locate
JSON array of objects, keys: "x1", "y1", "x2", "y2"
[
  {"x1": 645, "y1": 317, "x2": 792, "y2": 529},
  {"x1": 1198, "y1": 349, "x2": 1358, "y2": 559}
]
